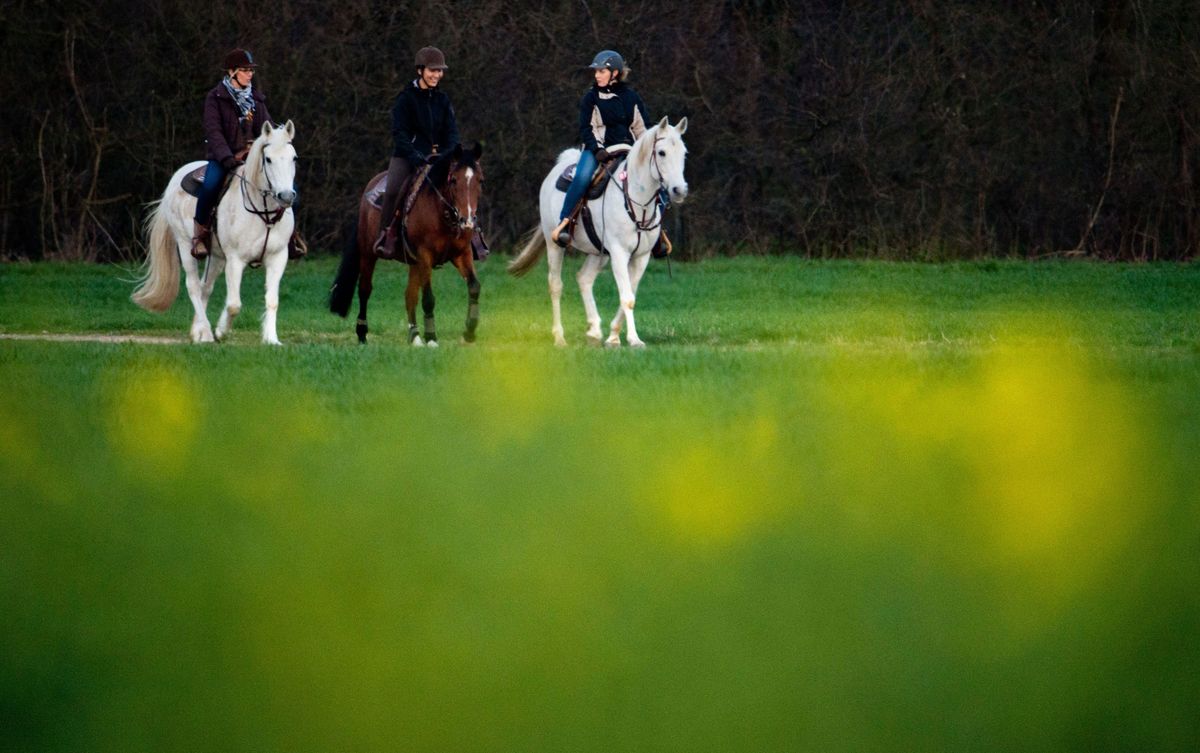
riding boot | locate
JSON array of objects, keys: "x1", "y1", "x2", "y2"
[
  {"x1": 288, "y1": 232, "x2": 307, "y2": 260},
  {"x1": 552, "y1": 217, "x2": 572, "y2": 248},
  {"x1": 191, "y1": 222, "x2": 212, "y2": 259},
  {"x1": 375, "y1": 221, "x2": 400, "y2": 260}
]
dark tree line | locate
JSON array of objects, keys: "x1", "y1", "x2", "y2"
[{"x1": 2, "y1": 0, "x2": 1197, "y2": 260}]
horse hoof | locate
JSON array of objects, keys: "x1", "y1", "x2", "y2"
[
  {"x1": 605, "y1": 337, "x2": 621, "y2": 348},
  {"x1": 554, "y1": 337, "x2": 568, "y2": 348},
  {"x1": 629, "y1": 340, "x2": 646, "y2": 349},
  {"x1": 426, "y1": 340, "x2": 439, "y2": 349},
  {"x1": 411, "y1": 336, "x2": 425, "y2": 347},
  {"x1": 585, "y1": 334, "x2": 602, "y2": 347}
]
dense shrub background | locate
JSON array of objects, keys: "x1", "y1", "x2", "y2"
[{"x1": 2, "y1": 0, "x2": 1197, "y2": 260}]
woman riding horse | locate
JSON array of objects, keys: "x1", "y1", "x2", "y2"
[
  {"x1": 192, "y1": 49, "x2": 274, "y2": 258},
  {"x1": 553, "y1": 49, "x2": 656, "y2": 248},
  {"x1": 192, "y1": 49, "x2": 302, "y2": 261},
  {"x1": 374, "y1": 46, "x2": 460, "y2": 259}
]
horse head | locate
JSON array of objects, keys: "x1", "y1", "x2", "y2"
[
  {"x1": 429, "y1": 142, "x2": 484, "y2": 233},
  {"x1": 644, "y1": 116, "x2": 689, "y2": 204},
  {"x1": 252, "y1": 120, "x2": 298, "y2": 207}
]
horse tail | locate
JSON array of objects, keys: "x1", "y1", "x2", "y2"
[
  {"x1": 507, "y1": 225, "x2": 546, "y2": 278},
  {"x1": 329, "y1": 215, "x2": 360, "y2": 317},
  {"x1": 130, "y1": 198, "x2": 180, "y2": 313}
]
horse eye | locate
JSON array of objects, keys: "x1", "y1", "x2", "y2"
[
  {"x1": 265, "y1": 157, "x2": 272, "y2": 164},
  {"x1": 657, "y1": 150, "x2": 666, "y2": 157}
]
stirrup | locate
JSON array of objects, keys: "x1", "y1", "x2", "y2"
[{"x1": 552, "y1": 218, "x2": 572, "y2": 248}]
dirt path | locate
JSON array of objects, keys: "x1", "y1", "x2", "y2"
[{"x1": 0, "y1": 333, "x2": 183, "y2": 345}]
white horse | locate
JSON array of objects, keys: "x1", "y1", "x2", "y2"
[
  {"x1": 132, "y1": 120, "x2": 298, "y2": 344},
  {"x1": 508, "y1": 116, "x2": 689, "y2": 347}
]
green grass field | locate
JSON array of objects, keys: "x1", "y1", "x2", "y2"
[{"x1": 2, "y1": 256, "x2": 1199, "y2": 752}]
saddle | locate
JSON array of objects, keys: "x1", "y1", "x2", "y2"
[
  {"x1": 181, "y1": 164, "x2": 230, "y2": 198},
  {"x1": 366, "y1": 164, "x2": 433, "y2": 265},
  {"x1": 181, "y1": 145, "x2": 250, "y2": 197},
  {"x1": 554, "y1": 145, "x2": 630, "y2": 200}
]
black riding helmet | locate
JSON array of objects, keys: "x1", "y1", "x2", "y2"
[{"x1": 588, "y1": 50, "x2": 625, "y2": 72}]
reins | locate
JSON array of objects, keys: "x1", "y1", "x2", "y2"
[
  {"x1": 421, "y1": 162, "x2": 473, "y2": 236},
  {"x1": 228, "y1": 145, "x2": 289, "y2": 264},
  {"x1": 617, "y1": 135, "x2": 666, "y2": 255}
]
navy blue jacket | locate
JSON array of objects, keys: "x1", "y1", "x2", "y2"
[
  {"x1": 391, "y1": 80, "x2": 460, "y2": 167},
  {"x1": 577, "y1": 82, "x2": 650, "y2": 154}
]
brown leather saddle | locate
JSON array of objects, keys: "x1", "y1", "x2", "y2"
[
  {"x1": 181, "y1": 164, "x2": 231, "y2": 198},
  {"x1": 555, "y1": 147, "x2": 630, "y2": 200}
]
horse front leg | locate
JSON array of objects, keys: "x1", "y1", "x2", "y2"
[
  {"x1": 261, "y1": 252, "x2": 288, "y2": 345},
  {"x1": 421, "y1": 280, "x2": 438, "y2": 347},
  {"x1": 180, "y1": 251, "x2": 215, "y2": 343},
  {"x1": 625, "y1": 251, "x2": 652, "y2": 347},
  {"x1": 576, "y1": 254, "x2": 606, "y2": 345},
  {"x1": 546, "y1": 242, "x2": 567, "y2": 347},
  {"x1": 606, "y1": 250, "x2": 640, "y2": 347},
  {"x1": 215, "y1": 256, "x2": 246, "y2": 341},
  {"x1": 452, "y1": 255, "x2": 481, "y2": 344},
  {"x1": 405, "y1": 264, "x2": 429, "y2": 346}
]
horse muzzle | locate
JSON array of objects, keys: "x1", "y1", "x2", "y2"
[
  {"x1": 275, "y1": 189, "x2": 297, "y2": 207},
  {"x1": 670, "y1": 184, "x2": 689, "y2": 204}
]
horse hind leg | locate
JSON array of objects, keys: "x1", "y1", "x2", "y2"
[
  {"x1": 356, "y1": 247, "x2": 377, "y2": 344},
  {"x1": 180, "y1": 247, "x2": 215, "y2": 343},
  {"x1": 421, "y1": 280, "x2": 438, "y2": 347},
  {"x1": 546, "y1": 241, "x2": 567, "y2": 347}
]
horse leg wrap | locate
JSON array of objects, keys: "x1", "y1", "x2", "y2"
[
  {"x1": 424, "y1": 315, "x2": 437, "y2": 342},
  {"x1": 356, "y1": 318, "x2": 368, "y2": 344},
  {"x1": 408, "y1": 323, "x2": 421, "y2": 343}
]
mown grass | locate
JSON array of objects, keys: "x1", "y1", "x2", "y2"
[{"x1": 2, "y1": 256, "x2": 1199, "y2": 752}]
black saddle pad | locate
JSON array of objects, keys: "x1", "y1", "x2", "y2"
[{"x1": 555, "y1": 150, "x2": 629, "y2": 200}]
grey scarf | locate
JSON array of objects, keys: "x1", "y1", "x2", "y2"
[{"x1": 222, "y1": 76, "x2": 255, "y2": 121}]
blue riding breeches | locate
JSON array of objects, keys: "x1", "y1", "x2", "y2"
[
  {"x1": 560, "y1": 149, "x2": 599, "y2": 221},
  {"x1": 194, "y1": 159, "x2": 228, "y2": 224}
]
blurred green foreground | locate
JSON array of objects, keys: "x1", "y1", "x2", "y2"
[{"x1": 1, "y1": 259, "x2": 1198, "y2": 752}]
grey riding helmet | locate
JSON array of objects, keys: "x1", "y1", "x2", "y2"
[{"x1": 589, "y1": 50, "x2": 625, "y2": 72}]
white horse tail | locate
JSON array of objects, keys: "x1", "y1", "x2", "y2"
[
  {"x1": 507, "y1": 225, "x2": 547, "y2": 278},
  {"x1": 131, "y1": 198, "x2": 180, "y2": 312}
]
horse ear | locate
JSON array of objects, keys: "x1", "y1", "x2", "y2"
[
  {"x1": 471, "y1": 142, "x2": 483, "y2": 160},
  {"x1": 284, "y1": 119, "x2": 295, "y2": 140},
  {"x1": 675, "y1": 116, "x2": 688, "y2": 135},
  {"x1": 262, "y1": 121, "x2": 274, "y2": 137},
  {"x1": 656, "y1": 115, "x2": 669, "y2": 130},
  {"x1": 452, "y1": 143, "x2": 463, "y2": 159}
]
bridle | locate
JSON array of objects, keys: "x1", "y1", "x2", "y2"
[
  {"x1": 620, "y1": 135, "x2": 667, "y2": 242},
  {"x1": 225, "y1": 140, "x2": 293, "y2": 264},
  {"x1": 423, "y1": 161, "x2": 479, "y2": 237},
  {"x1": 236, "y1": 143, "x2": 291, "y2": 226}
]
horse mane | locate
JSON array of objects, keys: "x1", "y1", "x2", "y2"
[
  {"x1": 427, "y1": 145, "x2": 480, "y2": 188},
  {"x1": 241, "y1": 129, "x2": 269, "y2": 188},
  {"x1": 629, "y1": 122, "x2": 663, "y2": 170}
]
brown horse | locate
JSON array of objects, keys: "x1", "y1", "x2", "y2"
[{"x1": 330, "y1": 143, "x2": 484, "y2": 345}]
